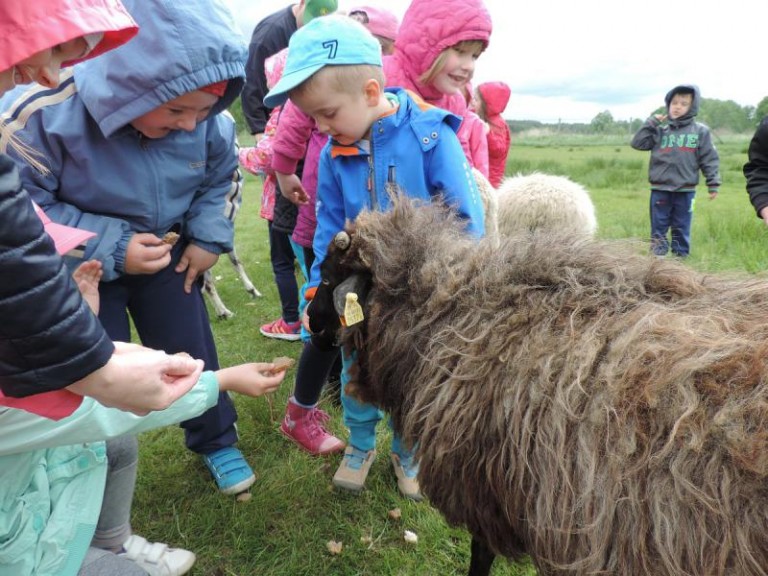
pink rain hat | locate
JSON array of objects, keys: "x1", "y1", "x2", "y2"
[{"x1": 348, "y1": 5, "x2": 399, "y2": 41}]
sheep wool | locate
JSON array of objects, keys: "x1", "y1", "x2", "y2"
[
  {"x1": 496, "y1": 172, "x2": 597, "y2": 238},
  {"x1": 317, "y1": 196, "x2": 768, "y2": 576}
]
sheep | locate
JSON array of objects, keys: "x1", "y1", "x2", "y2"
[
  {"x1": 495, "y1": 171, "x2": 597, "y2": 238},
  {"x1": 202, "y1": 247, "x2": 262, "y2": 319},
  {"x1": 309, "y1": 195, "x2": 768, "y2": 576}
]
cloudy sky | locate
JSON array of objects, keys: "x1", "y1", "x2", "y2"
[{"x1": 224, "y1": 0, "x2": 765, "y2": 123}]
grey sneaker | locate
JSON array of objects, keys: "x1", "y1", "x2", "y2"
[
  {"x1": 391, "y1": 452, "x2": 423, "y2": 501},
  {"x1": 333, "y1": 446, "x2": 376, "y2": 492}
]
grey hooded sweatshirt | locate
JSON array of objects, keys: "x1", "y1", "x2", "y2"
[{"x1": 631, "y1": 84, "x2": 721, "y2": 193}]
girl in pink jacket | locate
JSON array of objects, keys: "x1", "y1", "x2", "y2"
[
  {"x1": 474, "y1": 81, "x2": 512, "y2": 187},
  {"x1": 382, "y1": 0, "x2": 492, "y2": 177}
]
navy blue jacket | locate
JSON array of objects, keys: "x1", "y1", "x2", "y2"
[{"x1": 0, "y1": 154, "x2": 113, "y2": 396}]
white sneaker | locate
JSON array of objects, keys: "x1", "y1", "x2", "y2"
[{"x1": 119, "y1": 534, "x2": 196, "y2": 576}]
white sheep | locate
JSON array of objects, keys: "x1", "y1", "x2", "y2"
[{"x1": 495, "y1": 172, "x2": 597, "y2": 238}]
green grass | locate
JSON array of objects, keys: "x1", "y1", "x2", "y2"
[{"x1": 132, "y1": 133, "x2": 761, "y2": 575}]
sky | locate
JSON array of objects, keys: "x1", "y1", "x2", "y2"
[{"x1": 223, "y1": 0, "x2": 765, "y2": 124}]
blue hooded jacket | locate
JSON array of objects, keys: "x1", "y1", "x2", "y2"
[{"x1": 0, "y1": 0, "x2": 248, "y2": 281}]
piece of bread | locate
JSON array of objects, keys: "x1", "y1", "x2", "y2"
[
  {"x1": 270, "y1": 356, "x2": 295, "y2": 374},
  {"x1": 162, "y1": 231, "x2": 180, "y2": 246}
]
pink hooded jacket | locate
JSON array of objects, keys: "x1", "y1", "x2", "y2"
[
  {"x1": 382, "y1": 0, "x2": 492, "y2": 175},
  {"x1": 270, "y1": 98, "x2": 325, "y2": 249},
  {"x1": 478, "y1": 81, "x2": 511, "y2": 187},
  {"x1": 0, "y1": 0, "x2": 138, "y2": 420},
  {"x1": 0, "y1": 0, "x2": 138, "y2": 72}
]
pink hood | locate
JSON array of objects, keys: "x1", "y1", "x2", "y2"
[
  {"x1": 478, "y1": 81, "x2": 511, "y2": 118},
  {"x1": 383, "y1": 0, "x2": 491, "y2": 107},
  {"x1": 0, "y1": 0, "x2": 138, "y2": 71}
]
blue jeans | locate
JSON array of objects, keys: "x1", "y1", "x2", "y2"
[{"x1": 649, "y1": 190, "x2": 695, "y2": 257}]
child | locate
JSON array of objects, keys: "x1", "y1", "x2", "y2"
[
  {"x1": 1, "y1": 349, "x2": 285, "y2": 576},
  {"x1": 239, "y1": 48, "x2": 305, "y2": 342},
  {"x1": 264, "y1": 15, "x2": 485, "y2": 500},
  {"x1": 473, "y1": 81, "x2": 512, "y2": 187},
  {"x1": 631, "y1": 84, "x2": 721, "y2": 258},
  {"x1": 744, "y1": 116, "x2": 768, "y2": 224},
  {"x1": 348, "y1": 6, "x2": 399, "y2": 56},
  {"x1": 0, "y1": 0, "x2": 256, "y2": 496},
  {"x1": 0, "y1": 0, "x2": 206, "y2": 417},
  {"x1": 274, "y1": 6, "x2": 402, "y2": 459},
  {"x1": 382, "y1": 0, "x2": 493, "y2": 177}
]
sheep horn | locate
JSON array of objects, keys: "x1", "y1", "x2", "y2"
[{"x1": 334, "y1": 231, "x2": 351, "y2": 250}]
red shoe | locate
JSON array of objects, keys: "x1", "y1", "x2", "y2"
[
  {"x1": 280, "y1": 398, "x2": 345, "y2": 455},
  {"x1": 259, "y1": 318, "x2": 301, "y2": 341}
]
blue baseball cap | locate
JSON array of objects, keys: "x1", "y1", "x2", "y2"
[{"x1": 263, "y1": 15, "x2": 382, "y2": 108}]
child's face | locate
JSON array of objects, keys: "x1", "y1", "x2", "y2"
[
  {"x1": 668, "y1": 93, "x2": 693, "y2": 119},
  {"x1": 130, "y1": 90, "x2": 219, "y2": 138},
  {"x1": 432, "y1": 46, "x2": 478, "y2": 96},
  {"x1": 291, "y1": 74, "x2": 378, "y2": 146},
  {"x1": 0, "y1": 37, "x2": 89, "y2": 95}
]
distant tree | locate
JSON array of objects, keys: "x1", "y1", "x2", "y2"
[
  {"x1": 590, "y1": 110, "x2": 614, "y2": 133},
  {"x1": 755, "y1": 97, "x2": 768, "y2": 124}
]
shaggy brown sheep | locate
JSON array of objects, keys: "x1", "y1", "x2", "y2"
[{"x1": 310, "y1": 196, "x2": 768, "y2": 576}]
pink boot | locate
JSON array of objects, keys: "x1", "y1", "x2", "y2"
[{"x1": 280, "y1": 398, "x2": 345, "y2": 455}]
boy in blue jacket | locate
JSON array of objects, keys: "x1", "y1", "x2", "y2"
[
  {"x1": 264, "y1": 15, "x2": 484, "y2": 499},
  {"x1": 0, "y1": 0, "x2": 255, "y2": 496},
  {"x1": 630, "y1": 84, "x2": 721, "y2": 258}
]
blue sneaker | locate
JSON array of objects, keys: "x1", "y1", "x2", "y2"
[{"x1": 202, "y1": 447, "x2": 255, "y2": 495}]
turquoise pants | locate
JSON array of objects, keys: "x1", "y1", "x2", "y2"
[{"x1": 340, "y1": 348, "x2": 414, "y2": 460}]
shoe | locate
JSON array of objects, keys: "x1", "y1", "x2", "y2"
[
  {"x1": 260, "y1": 318, "x2": 302, "y2": 341},
  {"x1": 202, "y1": 447, "x2": 255, "y2": 495},
  {"x1": 391, "y1": 452, "x2": 423, "y2": 501},
  {"x1": 280, "y1": 399, "x2": 345, "y2": 455},
  {"x1": 333, "y1": 446, "x2": 376, "y2": 492},
  {"x1": 119, "y1": 534, "x2": 195, "y2": 576}
]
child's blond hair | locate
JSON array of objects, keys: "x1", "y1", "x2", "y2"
[
  {"x1": 419, "y1": 40, "x2": 485, "y2": 87},
  {"x1": 290, "y1": 63, "x2": 385, "y2": 100}
]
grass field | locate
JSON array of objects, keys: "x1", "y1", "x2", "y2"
[{"x1": 132, "y1": 132, "x2": 761, "y2": 575}]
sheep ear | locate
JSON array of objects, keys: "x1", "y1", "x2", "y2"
[{"x1": 332, "y1": 274, "x2": 369, "y2": 317}]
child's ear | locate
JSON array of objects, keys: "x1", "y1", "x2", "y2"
[{"x1": 363, "y1": 79, "x2": 382, "y2": 106}]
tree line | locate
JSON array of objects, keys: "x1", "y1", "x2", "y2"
[{"x1": 510, "y1": 96, "x2": 768, "y2": 136}]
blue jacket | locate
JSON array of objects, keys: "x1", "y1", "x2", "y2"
[
  {"x1": 310, "y1": 89, "x2": 485, "y2": 288},
  {"x1": 0, "y1": 155, "x2": 113, "y2": 397},
  {"x1": 0, "y1": 0, "x2": 248, "y2": 281}
]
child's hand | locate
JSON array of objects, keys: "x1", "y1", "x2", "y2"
[
  {"x1": 176, "y1": 244, "x2": 219, "y2": 294},
  {"x1": 216, "y1": 363, "x2": 287, "y2": 396},
  {"x1": 654, "y1": 114, "x2": 667, "y2": 123},
  {"x1": 73, "y1": 259, "x2": 103, "y2": 314},
  {"x1": 276, "y1": 171, "x2": 309, "y2": 205},
  {"x1": 125, "y1": 233, "x2": 173, "y2": 275}
]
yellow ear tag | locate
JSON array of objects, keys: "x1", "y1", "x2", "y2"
[{"x1": 344, "y1": 292, "x2": 365, "y2": 326}]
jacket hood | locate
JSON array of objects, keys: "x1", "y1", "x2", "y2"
[
  {"x1": 478, "y1": 81, "x2": 510, "y2": 117},
  {"x1": 664, "y1": 83, "x2": 700, "y2": 123},
  {"x1": 0, "y1": 0, "x2": 138, "y2": 71},
  {"x1": 387, "y1": 0, "x2": 491, "y2": 102},
  {"x1": 75, "y1": 0, "x2": 247, "y2": 137}
]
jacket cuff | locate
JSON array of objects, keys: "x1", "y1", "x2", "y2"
[
  {"x1": 191, "y1": 239, "x2": 225, "y2": 255},
  {"x1": 271, "y1": 151, "x2": 300, "y2": 175},
  {"x1": 113, "y1": 232, "x2": 133, "y2": 274}
]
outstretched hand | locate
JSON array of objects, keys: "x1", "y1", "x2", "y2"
[
  {"x1": 67, "y1": 342, "x2": 204, "y2": 414},
  {"x1": 216, "y1": 362, "x2": 286, "y2": 397}
]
